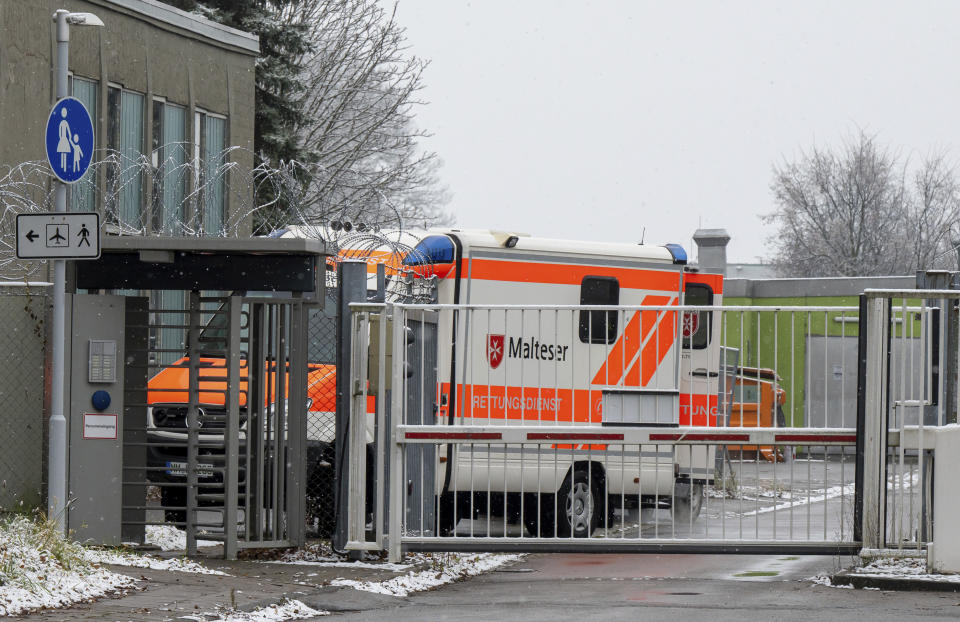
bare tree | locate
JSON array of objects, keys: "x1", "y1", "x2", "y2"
[
  {"x1": 766, "y1": 131, "x2": 960, "y2": 277},
  {"x1": 904, "y1": 152, "x2": 960, "y2": 271},
  {"x1": 256, "y1": 0, "x2": 452, "y2": 233}
]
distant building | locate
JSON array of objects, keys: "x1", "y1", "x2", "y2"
[
  {"x1": 0, "y1": 0, "x2": 259, "y2": 237},
  {"x1": 725, "y1": 262, "x2": 778, "y2": 279}
]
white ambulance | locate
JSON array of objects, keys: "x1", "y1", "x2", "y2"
[{"x1": 400, "y1": 230, "x2": 726, "y2": 537}]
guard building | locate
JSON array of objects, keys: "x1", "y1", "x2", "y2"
[{"x1": 0, "y1": 0, "x2": 258, "y2": 511}]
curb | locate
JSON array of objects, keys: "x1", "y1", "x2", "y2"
[{"x1": 831, "y1": 572, "x2": 960, "y2": 592}]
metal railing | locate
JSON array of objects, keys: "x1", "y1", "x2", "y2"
[
  {"x1": 862, "y1": 289, "x2": 960, "y2": 553},
  {"x1": 120, "y1": 292, "x2": 307, "y2": 558},
  {"x1": 344, "y1": 302, "x2": 894, "y2": 559}
]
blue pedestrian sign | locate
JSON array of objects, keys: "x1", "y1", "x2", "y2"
[{"x1": 45, "y1": 97, "x2": 94, "y2": 184}]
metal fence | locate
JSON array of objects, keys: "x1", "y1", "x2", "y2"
[
  {"x1": 862, "y1": 290, "x2": 960, "y2": 553},
  {"x1": 342, "y1": 297, "x2": 960, "y2": 560},
  {"x1": 305, "y1": 284, "x2": 338, "y2": 537},
  {"x1": 122, "y1": 291, "x2": 308, "y2": 557},
  {"x1": 0, "y1": 284, "x2": 49, "y2": 513}
]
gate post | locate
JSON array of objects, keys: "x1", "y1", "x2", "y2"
[
  {"x1": 223, "y1": 295, "x2": 242, "y2": 560},
  {"x1": 287, "y1": 299, "x2": 308, "y2": 548},
  {"x1": 388, "y1": 304, "x2": 405, "y2": 563},
  {"x1": 861, "y1": 294, "x2": 890, "y2": 550},
  {"x1": 334, "y1": 261, "x2": 368, "y2": 552},
  {"x1": 185, "y1": 290, "x2": 201, "y2": 557}
]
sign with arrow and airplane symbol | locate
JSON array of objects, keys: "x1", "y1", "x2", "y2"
[{"x1": 16, "y1": 212, "x2": 100, "y2": 259}]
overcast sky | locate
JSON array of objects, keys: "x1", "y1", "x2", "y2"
[{"x1": 391, "y1": 0, "x2": 960, "y2": 263}]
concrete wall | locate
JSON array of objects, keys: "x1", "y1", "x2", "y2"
[{"x1": 0, "y1": 0, "x2": 258, "y2": 235}]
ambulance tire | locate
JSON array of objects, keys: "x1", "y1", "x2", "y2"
[
  {"x1": 672, "y1": 481, "x2": 704, "y2": 523},
  {"x1": 557, "y1": 469, "x2": 602, "y2": 538}
]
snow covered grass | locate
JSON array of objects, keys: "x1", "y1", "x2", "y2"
[
  {"x1": 330, "y1": 552, "x2": 524, "y2": 597},
  {"x1": 0, "y1": 514, "x2": 137, "y2": 616},
  {"x1": 184, "y1": 599, "x2": 328, "y2": 621}
]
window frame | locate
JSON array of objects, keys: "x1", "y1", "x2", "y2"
[
  {"x1": 68, "y1": 74, "x2": 99, "y2": 212},
  {"x1": 105, "y1": 83, "x2": 145, "y2": 231},
  {"x1": 152, "y1": 97, "x2": 188, "y2": 234},
  {"x1": 682, "y1": 283, "x2": 714, "y2": 350},
  {"x1": 578, "y1": 275, "x2": 620, "y2": 345},
  {"x1": 195, "y1": 108, "x2": 228, "y2": 235}
]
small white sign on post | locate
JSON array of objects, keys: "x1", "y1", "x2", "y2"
[
  {"x1": 82, "y1": 413, "x2": 117, "y2": 440},
  {"x1": 16, "y1": 212, "x2": 100, "y2": 259}
]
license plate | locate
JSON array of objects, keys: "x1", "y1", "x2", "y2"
[{"x1": 165, "y1": 461, "x2": 215, "y2": 478}]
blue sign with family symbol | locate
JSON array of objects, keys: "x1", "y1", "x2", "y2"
[{"x1": 45, "y1": 97, "x2": 94, "y2": 184}]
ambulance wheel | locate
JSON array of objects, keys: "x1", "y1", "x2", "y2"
[
  {"x1": 557, "y1": 469, "x2": 601, "y2": 538},
  {"x1": 672, "y1": 481, "x2": 704, "y2": 523}
]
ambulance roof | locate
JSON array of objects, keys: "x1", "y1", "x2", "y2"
[
  {"x1": 435, "y1": 229, "x2": 680, "y2": 264},
  {"x1": 269, "y1": 225, "x2": 430, "y2": 249}
]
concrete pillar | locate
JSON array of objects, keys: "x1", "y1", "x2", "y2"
[
  {"x1": 693, "y1": 229, "x2": 731, "y2": 275},
  {"x1": 930, "y1": 425, "x2": 960, "y2": 572}
]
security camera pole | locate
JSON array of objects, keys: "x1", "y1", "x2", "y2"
[{"x1": 48, "y1": 9, "x2": 103, "y2": 534}]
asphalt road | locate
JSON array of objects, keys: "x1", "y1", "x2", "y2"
[
  {"x1": 324, "y1": 553, "x2": 960, "y2": 622},
  {"x1": 306, "y1": 455, "x2": 948, "y2": 621}
]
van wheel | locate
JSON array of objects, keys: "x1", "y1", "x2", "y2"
[
  {"x1": 672, "y1": 481, "x2": 704, "y2": 524},
  {"x1": 557, "y1": 470, "x2": 601, "y2": 538}
]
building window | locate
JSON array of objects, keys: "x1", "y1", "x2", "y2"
[
  {"x1": 107, "y1": 86, "x2": 145, "y2": 231},
  {"x1": 69, "y1": 76, "x2": 98, "y2": 212},
  {"x1": 682, "y1": 284, "x2": 713, "y2": 350},
  {"x1": 151, "y1": 289, "x2": 186, "y2": 366},
  {"x1": 152, "y1": 99, "x2": 188, "y2": 234},
  {"x1": 195, "y1": 111, "x2": 227, "y2": 235},
  {"x1": 579, "y1": 276, "x2": 619, "y2": 344}
]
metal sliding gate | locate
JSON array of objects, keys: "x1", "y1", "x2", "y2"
[
  {"x1": 121, "y1": 292, "x2": 307, "y2": 558},
  {"x1": 345, "y1": 293, "x2": 959, "y2": 560}
]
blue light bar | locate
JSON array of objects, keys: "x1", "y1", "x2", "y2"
[{"x1": 663, "y1": 243, "x2": 687, "y2": 265}]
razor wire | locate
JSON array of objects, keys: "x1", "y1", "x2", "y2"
[{"x1": 0, "y1": 147, "x2": 443, "y2": 304}]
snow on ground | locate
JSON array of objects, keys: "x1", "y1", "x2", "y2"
[
  {"x1": 181, "y1": 599, "x2": 328, "y2": 621},
  {"x1": 809, "y1": 554, "x2": 960, "y2": 588},
  {"x1": 331, "y1": 552, "x2": 524, "y2": 597},
  {"x1": 0, "y1": 516, "x2": 138, "y2": 616},
  {"x1": 142, "y1": 524, "x2": 219, "y2": 551},
  {"x1": 739, "y1": 482, "x2": 856, "y2": 517},
  {"x1": 852, "y1": 557, "x2": 960, "y2": 582},
  {"x1": 808, "y1": 574, "x2": 854, "y2": 589},
  {"x1": 84, "y1": 548, "x2": 228, "y2": 575},
  {"x1": 267, "y1": 542, "x2": 414, "y2": 571}
]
